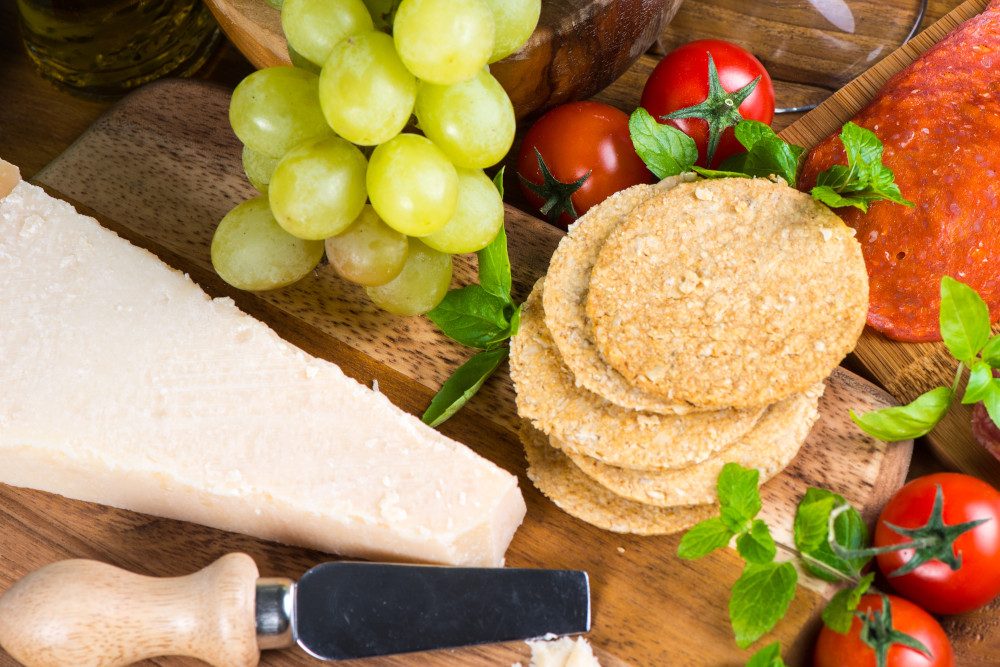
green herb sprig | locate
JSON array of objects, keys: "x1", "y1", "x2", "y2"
[
  {"x1": 629, "y1": 113, "x2": 912, "y2": 213},
  {"x1": 421, "y1": 169, "x2": 521, "y2": 427},
  {"x1": 852, "y1": 276, "x2": 1000, "y2": 441},
  {"x1": 680, "y1": 464, "x2": 945, "y2": 667}
]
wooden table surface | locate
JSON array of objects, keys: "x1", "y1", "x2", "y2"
[{"x1": 0, "y1": 0, "x2": 990, "y2": 664}]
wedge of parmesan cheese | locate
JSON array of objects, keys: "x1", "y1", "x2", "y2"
[{"x1": 0, "y1": 166, "x2": 525, "y2": 567}]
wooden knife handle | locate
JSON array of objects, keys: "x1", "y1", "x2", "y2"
[{"x1": 0, "y1": 553, "x2": 261, "y2": 667}]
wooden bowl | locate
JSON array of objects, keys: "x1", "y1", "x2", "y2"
[{"x1": 203, "y1": 0, "x2": 685, "y2": 120}]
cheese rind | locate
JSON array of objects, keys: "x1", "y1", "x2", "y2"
[{"x1": 0, "y1": 176, "x2": 525, "y2": 567}]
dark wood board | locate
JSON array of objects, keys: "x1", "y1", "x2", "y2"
[{"x1": 0, "y1": 76, "x2": 912, "y2": 666}]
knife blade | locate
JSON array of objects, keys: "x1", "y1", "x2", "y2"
[{"x1": 0, "y1": 553, "x2": 590, "y2": 667}]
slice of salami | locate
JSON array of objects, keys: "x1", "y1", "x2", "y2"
[{"x1": 799, "y1": 0, "x2": 1000, "y2": 342}]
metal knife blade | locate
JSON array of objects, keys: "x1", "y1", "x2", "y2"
[{"x1": 258, "y1": 562, "x2": 592, "y2": 661}]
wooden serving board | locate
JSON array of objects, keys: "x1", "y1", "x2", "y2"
[
  {"x1": 0, "y1": 77, "x2": 909, "y2": 666},
  {"x1": 779, "y1": 0, "x2": 1000, "y2": 488}
]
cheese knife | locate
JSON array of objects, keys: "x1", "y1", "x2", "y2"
[{"x1": 0, "y1": 553, "x2": 590, "y2": 666}]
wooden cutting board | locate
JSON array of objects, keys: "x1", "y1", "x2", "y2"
[
  {"x1": 779, "y1": 0, "x2": 1000, "y2": 488},
  {"x1": 0, "y1": 77, "x2": 909, "y2": 667}
]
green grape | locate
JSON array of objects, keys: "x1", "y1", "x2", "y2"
[
  {"x1": 325, "y1": 205, "x2": 409, "y2": 286},
  {"x1": 319, "y1": 31, "x2": 416, "y2": 146},
  {"x1": 414, "y1": 69, "x2": 514, "y2": 169},
  {"x1": 229, "y1": 66, "x2": 331, "y2": 158},
  {"x1": 282, "y1": 0, "x2": 373, "y2": 68},
  {"x1": 211, "y1": 196, "x2": 324, "y2": 291},
  {"x1": 287, "y1": 43, "x2": 321, "y2": 74},
  {"x1": 393, "y1": 0, "x2": 494, "y2": 85},
  {"x1": 268, "y1": 135, "x2": 368, "y2": 240},
  {"x1": 482, "y1": 0, "x2": 540, "y2": 62},
  {"x1": 361, "y1": 0, "x2": 396, "y2": 31},
  {"x1": 366, "y1": 238, "x2": 453, "y2": 316},
  {"x1": 366, "y1": 133, "x2": 458, "y2": 237},
  {"x1": 241, "y1": 144, "x2": 281, "y2": 194},
  {"x1": 421, "y1": 167, "x2": 503, "y2": 254}
]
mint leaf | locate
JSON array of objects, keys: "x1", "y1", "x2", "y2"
[
  {"x1": 717, "y1": 463, "x2": 762, "y2": 532},
  {"x1": 963, "y1": 362, "x2": 998, "y2": 404},
  {"x1": 821, "y1": 573, "x2": 874, "y2": 634},
  {"x1": 678, "y1": 517, "x2": 735, "y2": 559},
  {"x1": 718, "y1": 121, "x2": 802, "y2": 186},
  {"x1": 421, "y1": 347, "x2": 508, "y2": 427},
  {"x1": 850, "y1": 386, "x2": 955, "y2": 440},
  {"x1": 745, "y1": 642, "x2": 786, "y2": 667},
  {"x1": 793, "y1": 493, "x2": 837, "y2": 553},
  {"x1": 982, "y1": 335, "x2": 1000, "y2": 367},
  {"x1": 940, "y1": 275, "x2": 992, "y2": 364},
  {"x1": 795, "y1": 488, "x2": 869, "y2": 581},
  {"x1": 691, "y1": 167, "x2": 753, "y2": 179},
  {"x1": 840, "y1": 121, "x2": 884, "y2": 172},
  {"x1": 811, "y1": 123, "x2": 913, "y2": 211},
  {"x1": 629, "y1": 107, "x2": 698, "y2": 178},
  {"x1": 736, "y1": 519, "x2": 777, "y2": 564},
  {"x1": 427, "y1": 286, "x2": 513, "y2": 349},
  {"x1": 985, "y1": 384, "x2": 1000, "y2": 427},
  {"x1": 476, "y1": 222, "x2": 512, "y2": 302},
  {"x1": 730, "y1": 561, "x2": 798, "y2": 649}
]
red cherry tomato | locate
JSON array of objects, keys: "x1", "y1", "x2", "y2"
[
  {"x1": 814, "y1": 594, "x2": 954, "y2": 667},
  {"x1": 516, "y1": 101, "x2": 654, "y2": 230},
  {"x1": 640, "y1": 39, "x2": 775, "y2": 169},
  {"x1": 874, "y1": 472, "x2": 1000, "y2": 615}
]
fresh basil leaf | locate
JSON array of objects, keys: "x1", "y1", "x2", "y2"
[
  {"x1": 940, "y1": 276, "x2": 992, "y2": 363},
  {"x1": 850, "y1": 386, "x2": 955, "y2": 440},
  {"x1": 985, "y1": 387, "x2": 1000, "y2": 430},
  {"x1": 492, "y1": 165, "x2": 505, "y2": 198},
  {"x1": 421, "y1": 347, "x2": 508, "y2": 427},
  {"x1": 476, "y1": 222, "x2": 512, "y2": 302},
  {"x1": 821, "y1": 573, "x2": 874, "y2": 634},
  {"x1": 730, "y1": 561, "x2": 798, "y2": 649},
  {"x1": 629, "y1": 107, "x2": 698, "y2": 179},
  {"x1": 982, "y1": 335, "x2": 1000, "y2": 367},
  {"x1": 427, "y1": 286, "x2": 513, "y2": 349},
  {"x1": 507, "y1": 303, "x2": 522, "y2": 338},
  {"x1": 795, "y1": 488, "x2": 869, "y2": 581},
  {"x1": 717, "y1": 463, "x2": 762, "y2": 532},
  {"x1": 736, "y1": 519, "x2": 777, "y2": 564},
  {"x1": 962, "y1": 362, "x2": 997, "y2": 404},
  {"x1": 793, "y1": 493, "x2": 837, "y2": 553},
  {"x1": 677, "y1": 517, "x2": 735, "y2": 559},
  {"x1": 745, "y1": 642, "x2": 786, "y2": 667}
]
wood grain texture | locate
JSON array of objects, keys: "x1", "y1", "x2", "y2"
[
  {"x1": 5, "y1": 77, "x2": 913, "y2": 666},
  {"x1": 201, "y1": 0, "x2": 684, "y2": 120},
  {"x1": 778, "y1": 0, "x2": 1000, "y2": 487},
  {"x1": 0, "y1": 555, "x2": 260, "y2": 667}
]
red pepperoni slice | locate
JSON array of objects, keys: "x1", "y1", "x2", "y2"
[{"x1": 800, "y1": 1, "x2": 1000, "y2": 342}]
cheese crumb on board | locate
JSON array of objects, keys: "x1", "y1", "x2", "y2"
[
  {"x1": 525, "y1": 637, "x2": 601, "y2": 667},
  {"x1": 0, "y1": 163, "x2": 525, "y2": 567}
]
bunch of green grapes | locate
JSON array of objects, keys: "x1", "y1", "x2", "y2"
[{"x1": 213, "y1": 0, "x2": 540, "y2": 316}]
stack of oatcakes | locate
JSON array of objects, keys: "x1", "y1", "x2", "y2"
[{"x1": 510, "y1": 175, "x2": 868, "y2": 534}]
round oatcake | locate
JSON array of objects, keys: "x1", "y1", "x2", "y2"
[
  {"x1": 566, "y1": 383, "x2": 824, "y2": 507},
  {"x1": 586, "y1": 178, "x2": 867, "y2": 409},
  {"x1": 510, "y1": 279, "x2": 765, "y2": 469},
  {"x1": 542, "y1": 174, "x2": 701, "y2": 415},
  {"x1": 519, "y1": 422, "x2": 716, "y2": 535}
]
